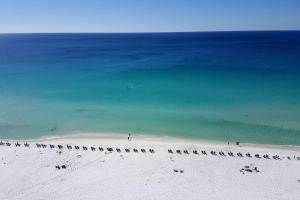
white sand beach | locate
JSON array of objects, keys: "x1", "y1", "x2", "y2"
[{"x1": 0, "y1": 134, "x2": 300, "y2": 200}]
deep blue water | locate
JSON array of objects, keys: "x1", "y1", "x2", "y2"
[{"x1": 0, "y1": 31, "x2": 300, "y2": 145}]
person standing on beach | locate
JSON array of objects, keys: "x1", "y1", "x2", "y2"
[{"x1": 128, "y1": 133, "x2": 131, "y2": 141}]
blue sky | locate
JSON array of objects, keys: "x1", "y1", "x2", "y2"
[{"x1": 0, "y1": 0, "x2": 299, "y2": 33}]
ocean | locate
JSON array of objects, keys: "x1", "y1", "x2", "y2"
[{"x1": 0, "y1": 31, "x2": 300, "y2": 145}]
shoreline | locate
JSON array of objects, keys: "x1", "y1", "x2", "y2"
[{"x1": 1, "y1": 132, "x2": 300, "y2": 152}]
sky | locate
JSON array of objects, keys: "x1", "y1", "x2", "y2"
[{"x1": 0, "y1": 0, "x2": 300, "y2": 33}]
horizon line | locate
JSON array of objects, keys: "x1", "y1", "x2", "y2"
[{"x1": 1, "y1": 30, "x2": 300, "y2": 34}]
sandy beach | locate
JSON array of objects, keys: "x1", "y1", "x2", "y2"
[{"x1": 0, "y1": 134, "x2": 300, "y2": 200}]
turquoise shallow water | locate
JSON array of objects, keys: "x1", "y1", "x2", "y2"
[{"x1": 0, "y1": 32, "x2": 300, "y2": 145}]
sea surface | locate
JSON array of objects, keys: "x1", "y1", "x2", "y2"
[{"x1": 0, "y1": 31, "x2": 300, "y2": 145}]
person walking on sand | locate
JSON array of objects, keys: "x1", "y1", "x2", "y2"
[{"x1": 128, "y1": 133, "x2": 131, "y2": 141}]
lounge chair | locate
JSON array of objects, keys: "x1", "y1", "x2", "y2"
[
  {"x1": 107, "y1": 147, "x2": 113, "y2": 152},
  {"x1": 149, "y1": 149, "x2": 155, "y2": 153},
  {"x1": 237, "y1": 152, "x2": 243, "y2": 157},
  {"x1": 228, "y1": 152, "x2": 234, "y2": 157}
]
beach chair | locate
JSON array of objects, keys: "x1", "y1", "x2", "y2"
[
  {"x1": 176, "y1": 150, "x2": 181, "y2": 154},
  {"x1": 272, "y1": 155, "x2": 278, "y2": 160},
  {"x1": 168, "y1": 149, "x2": 173, "y2": 153},
  {"x1": 149, "y1": 149, "x2": 155, "y2": 153},
  {"x1": 141, "y1": 148, "x2": 146, "y2": 153},
  {"x1": 255, "y1": 154, "x2": 260, "y2": 158},
  {"x1": 133, "y1": 148, "x2": 138, "y2": 153},
  {"x1": 125, "y1": 148, "x2": 130, "y2": 153},
  {"x1": 116, "y1": 148, "x2": 121, "y2": 152},
  {"x1": 183, "y1": 150, "x2": 189, "y2": 154},
  {"x1": 91, "y1": 147, "x2": 95, "y2": 151},
  {"x1": 201, "y1": 150, "x2": 207, "y2": 155},
  {"x1": 107, "y1": 147, "x2": 113, "y2": 152},
  {"x1": 275, "y1": 155, "x2": 281, "y2": 160},
  {"x1": 98, "y1": 147, "x2": 104, "y2": 151},
  {"x1": 237, "y1": 152, "x2": 243, "y2": 157},
  {"x1": 193, "y1": 150, "x2": 198, "y2": 155},
  {"x1": 228, "y1": 152, "x2": 234, "y2": 157}
]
